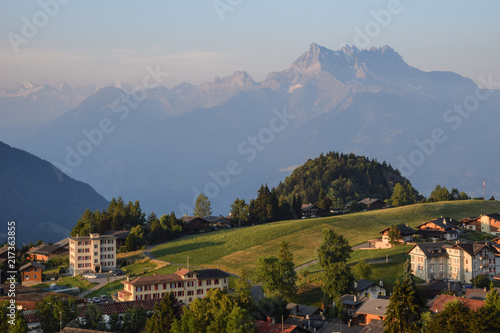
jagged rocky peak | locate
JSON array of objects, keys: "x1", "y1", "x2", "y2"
[{"x1": 201, "y1": 71, "x2": 256, "y2": 90}]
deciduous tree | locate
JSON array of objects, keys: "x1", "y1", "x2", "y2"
[
  {"x1": 194, "y1": 193, "x2": 212, "y2": 218},
  {"x1": 317, "y1": 228, "x2": 352, "y2": 268}
]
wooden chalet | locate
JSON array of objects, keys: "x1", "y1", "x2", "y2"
[
  {"x1": 180, "y1": 214, "x2": 210, "y2": 233},
  {"x1": 416, "y1": 217, "x2": 460, "y2": 241},
  {"x1": 358, "y1": 198, "x2": 386, "y2": 210},
  {"x1": 301, "y1": 204, "x2": 321, "y2": 218}
]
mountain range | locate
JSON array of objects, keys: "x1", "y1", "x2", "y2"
[{"x1": 2, "y1": 43, "x2": 499, "y2": 216}]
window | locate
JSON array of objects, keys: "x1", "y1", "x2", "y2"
[
  {"x1": 154, "y1": 284, "x2": 158, "y2": 290},
  {"x1": 78, "y1": 241, "x2": 82, "y2": 246},
  {"x1": 197, "y1": 289, "x2": 203, "y2": 295},
  {"x1": 178, "y1": 282, "x2": 183, "y2": 288},
  {"x1": 198, "y1": 281, "x2": 202, "y2": 287},
  {"x1": 178, "y1": 291, "x2": 184, "y2": 296},
  {"x1": 95, "y1": 252, "x2": 98, "y2": 256},
  {"x1": 466, "y1": 268, "x2": 469, "y2": 273},
  {"x1": 78, "y1": 249, "x2": 82, "y2": 253},
  {"x1": 187, "y1": 290, "x2": 194, "y2": 296},
  {"x1": 163, "y1": 283, "x2": 167, "y2": 289},
  {"x1": 188, "y1": 274, "x2": 193, "y2": 278},
  {"x1": 94, "y1": 259, "x2": 98, "y2": 263},
  {"x1": 170, "y1": 283, "x2": 175, "y2": 289},
  {"x1": 94, "y1": 244, "x2": 98, "y2": 248},
  {"x1": 206, "y1": 280, "x2": 212, "y2": 286}
]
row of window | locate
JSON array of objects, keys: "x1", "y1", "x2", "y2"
[
  {"x1": 133, "y1": 288, "x2": 223, "y2": 300},
  {"x1": 130, "y1": 278, "x2": 225, "y2": 292}
]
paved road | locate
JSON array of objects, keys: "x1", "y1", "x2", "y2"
[{"x1": 78, "y1": 273, "x2": 124, "y2": 298}]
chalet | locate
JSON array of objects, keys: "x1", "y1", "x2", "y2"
[
  {"x1": 20, "y1": 262, "x2": 45, "y2": 284},
  {"x1": 180, "y1": 214, "x2": 210, "y2": 233},
  {"x1": 103, "y1": 230, "x2": 131, "y2": 248},
  {"x1": 301, "y1": 204, "x2": 321, "y2": 218},
  {"x1": 118, "y1": 268, "x2": 229, "y2": 304},
  {"x1": 26, "y1": 243, "x2": 68, "y2": 262},
  {"x1": 204, "y1": 215, "x2": 232, "y2": 228},
  {"x1": 462, "y1": 214, "x2": 500, "y2": 236},
  {"x1": 358, "y1": 198, "x2": 386, "y2": 210},
  {"x1": 355, "y1": 279, "x2": 387, "y2": 298},
  {"x1": 428, "y1": 295, "x2": 485, "y2": 313},
  {"x1": 354, "y1": 297, "x2": 389, "y2": 326},
  {"x1": 379, "y1": 224, "x2": 416, "y2": 245},
  {"x1": 416, "y1": 217, "x2": 460, "y2": 241}
]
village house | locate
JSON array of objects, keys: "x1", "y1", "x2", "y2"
[
  {"x1": 371, "y1": 224, "x2": 416, "y2": 248},
  {"x1": 68, "y1": 233, "x2": 117, "y2": 276},
  {"x1": 301, "y1": 204, "x2": 321, "y2": 218},
  {"x1": 180, "y1": 214, "x2": 211, "y2": 233},
  {"x1": 204, "y1": 215, "x2": 232, "y2": 228},
  {"x1": 358, "y1": 198, "x2": 386, "y2": 210},
  {"x1": 428, "y1": 294, "x2": 485, "y2": 313},
  {"x1": 355, "y1": 279, "x2": 387, "y2": 298},
  {"x1": 461, "y1": 213, "x2": 500, "y2": 236},
  {"x1": 255, "y1": 317, "x2": 309, "y2": 333},
  {"x1": 26, "y1": 243, "x2": 68, "y2": 262},
  {"x1": 416, "y1": 217, "x2": 460, "y2": 241},
  {"x1": 408, "y1": 240, "x2": 500, "y2": 283},
  {"x1": 103, "y1": 230, "x2": 131, "y2": 249},
  {"x1": 20, "y1": 262, "x2": 45, "y2": 284},
  {"x1": 118, "y1": 268, "x2": 229, "y2": 305},
  {"x1": 354, "y1": 297, "x2": 389, "y2": 326}
]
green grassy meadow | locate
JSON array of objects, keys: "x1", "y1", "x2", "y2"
[
  {"x1": 32, "y1": 275, "x2": 98, "y2": 293},
  {"x1": 152, "y1": 200, "x2": 500, "y2": 275}
]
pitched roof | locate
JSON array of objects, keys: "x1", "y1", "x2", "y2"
[
  {"x1": 355, "y1": 297, "x2": 390, "y2": 317},
  {"x1": 180, "y1": 215, "x2": 209, "y2": 223},
  {"x1": 68, "y1": 234, "x2": 117, "y2": 241},
  {"x1": 123, "y1": 273, "x2": 184, "y2": 286},
  {"x1": 286, "y1": 303, "x2": 320, "y2": 317},
  {"x1": 379, "y1": 224, "x2": 415, "y2": 236},
  {"x1": 356, "y1": 279, "x2": 377, "y2": 292},
  {"x1": 360, "y1": 319, "x2": 385, "y2": 333},
  {"x1": 19, "y1": 262, "x2": 45, "y2": 272},
  {"x1": 28, "y1": 244, "x2": 65, "y2": 255},
  {"x1": 428, "y1": 295, "x2": 485, "y2": 312},
  {"x1": 301, "y1": 204, "x2": 320, "y2": 211},
  {"x1": 255, "y1": 318, "x2": 298, "y2": 333},
  {"x1": 103, "y1": 230, "x2": 131, "y2": 240},
  {"x1": 194, "y1": 269, "x2": 230, "y2": 280},
  {"x1": 358, "y1": 198, "x2": 385, "y2": 206},
  {"x1": 418, "y1": 217, "x2": 460, "y2": 231},
  {"x1": 340, "y1": 294, "x2": 365, "y2": 306},
  {"x1": 408, "y1": 242, "x2": 448, "y2": 257},
  {"x1": 175, "y1": 268, "x2": 195, "y2": 276},
  {"x1": 485, "y1": 213, "x2": 500, "y2": 221}
]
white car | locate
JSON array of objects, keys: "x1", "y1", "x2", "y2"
[{"x1": 82, "y1": 273, "x2": 97, "y2": 279}]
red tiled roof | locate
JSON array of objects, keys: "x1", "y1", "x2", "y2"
[
  {"x1": 175, "y1": 268, "x2": 194, "y2": 276},
  {"x1": 428, "y1": 295, "x2": 485, "y2": 312},
  {"x1": 255, "y1": 318, "x2": 298, "y2": 333}
]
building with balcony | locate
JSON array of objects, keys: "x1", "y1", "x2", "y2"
[
  {"x1": 68, "y1": 233, "x2": 117, "y2": 276},
  {"x1": 408, "y1": 240, "x2": 500, "y2": 283}
]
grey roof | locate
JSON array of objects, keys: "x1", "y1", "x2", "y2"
[
  {"x1": 341, "y1": 294, "x2": 365, "y2": 306},
  {"x1": 355, "y1": 298, "x2": 390, "y2": 317},
  {"x1": 103, "y1": 230, "x2": 131, "y2": 240},
  {"x1": 356, "y1": 279, "x2": 378, "y2": 292},
  {"x1": 379, "y1": 224, "x2": 415, "y2": 236},
  {"x1": 68, "y1": 234, "x2": 117, "y2": 241},
  {"x1": 204, "y1": 215, "x2": 231, "y2": 222},
  {"x1": 358, "y1": 198, "x2": 385, "y2": 206},
  {"x1": 418, "y1": 217, "x2": 459, "y2": 231},
  {"x1": 409, "y1": 242, "x2": 448, "y2": 258},
  {"x1": 486, "y1": 213, "x2": 500, "y2": 221},
  {"x1": 28, "y1": 244, "x2": 66, "y2": 255},
  {"x1": 286, "y1": 303, "x2": 320, "y2": 317},
  {"x1": 251, "y1": 285, "x2": 264, "y2": 302},
  {"x1": 20, "y1": 262, "x2": 45, "y2": 271},
  {"x1": 193, "y1": 269, "x2": 230, "y2": 280}
]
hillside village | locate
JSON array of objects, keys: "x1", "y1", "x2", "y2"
[{"x1": 3, "y1": 199, "x2": 500, "y2": 332}]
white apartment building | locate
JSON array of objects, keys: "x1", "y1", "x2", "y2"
[
  {"x1": 69, "y1": 233, "x2": 117, "y2": 276},
  {"x1": 409, "y1": 241, "x2": 500, "y2": 283}
]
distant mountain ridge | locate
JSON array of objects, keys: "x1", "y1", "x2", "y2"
[
  {"x1": 0, "y1": 141, "x2": 109, "y2": 245},
  {"x1": 7, "y1": 43, "x2": 500, "y2": 215}
]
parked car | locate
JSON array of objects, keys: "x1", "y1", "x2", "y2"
[
  {"x1": 93, "y1": 297, "x2": 100, "y2": 303},
  {"x1": 82, "y1": 273, "x2": 97, "y2": 279},
  {"x1": 111, "y1": 269, "x2": 124, "y2": 276},
  {"x1": 100, "y1": 295, "x2": 108, "y2": 302},
  {"x1": 87, "y1": 298, "x2": 93, "y2": 304}
]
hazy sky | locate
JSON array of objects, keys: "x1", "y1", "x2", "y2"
[{"x1": 1, "y1": 1, "x2": 499, "y2": 89}]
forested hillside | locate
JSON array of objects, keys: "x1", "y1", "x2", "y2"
[{"x1": 275, "y1": 151, "x2": 419, "y2": 208}]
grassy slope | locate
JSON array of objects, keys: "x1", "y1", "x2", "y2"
[{"x1": 152, "y1": 200, "x2": 500, "y2": 275}]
